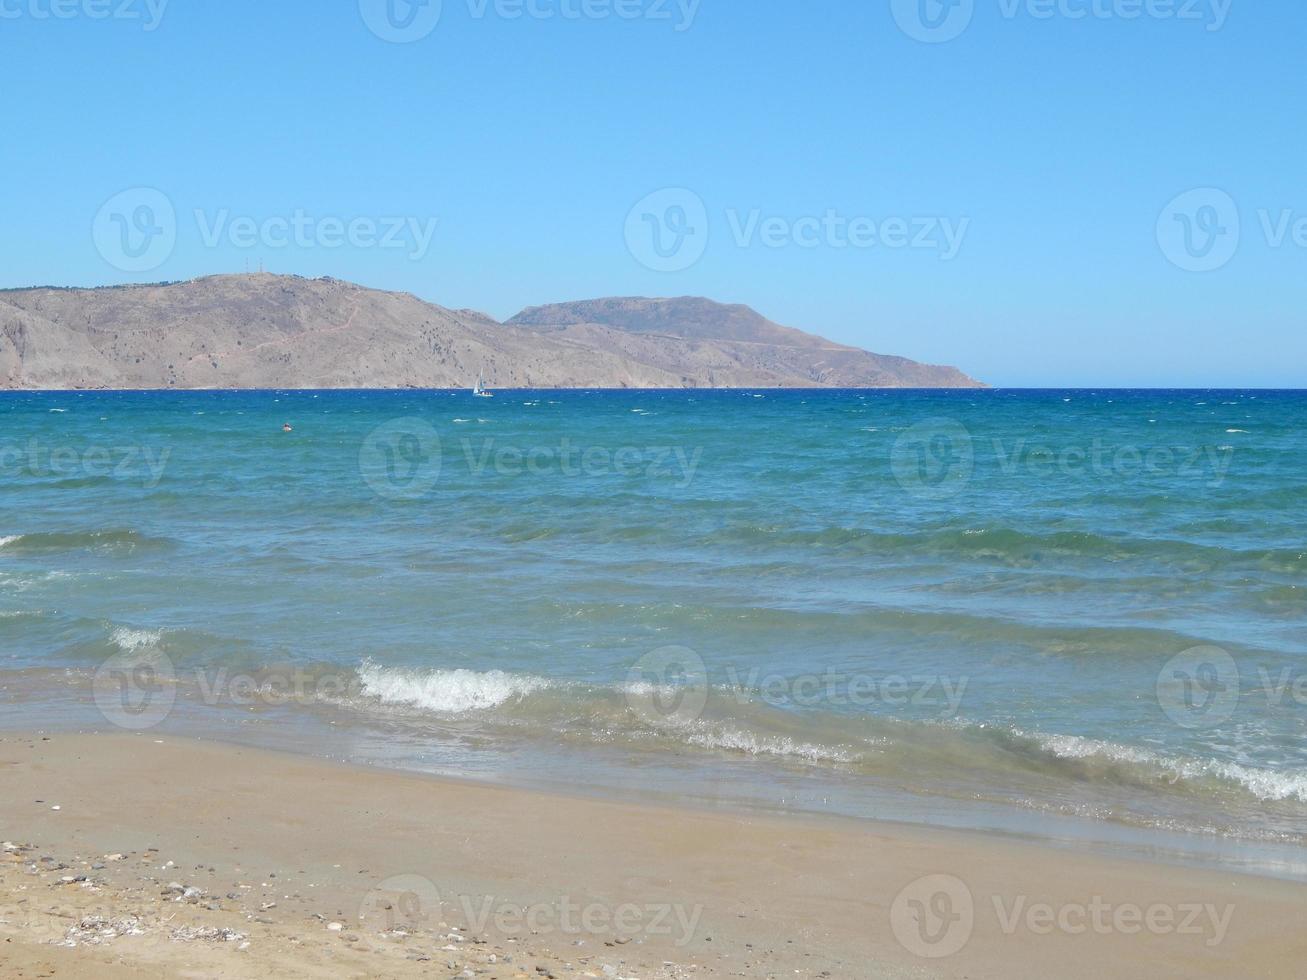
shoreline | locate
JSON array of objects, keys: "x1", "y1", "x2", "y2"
[
  {"x1": 6, "y1": 667, "x2": 1307, "y2": 885},
  {"x1": 3, "y1": 732, "x2": 1305, "y2": 978}
]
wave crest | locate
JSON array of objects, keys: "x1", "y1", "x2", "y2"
[
  {"x1": 0, "y1": 530, "x2": 172, "y2": 555},
  {"x1": 356, "y1": 660, "x2": 551, "y2": 713}
]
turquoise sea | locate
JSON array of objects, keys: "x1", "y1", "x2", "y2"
[{"x1": 2, "y1": 389, "x2": 1305, "y2": 876}]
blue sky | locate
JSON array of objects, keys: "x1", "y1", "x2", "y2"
[{"x1": 1, "y1": 0, "x2": 1302, "y2": 386}]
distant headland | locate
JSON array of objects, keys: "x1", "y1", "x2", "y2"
[{"x1": 0, "y1": 274, "x2": 984, "y2": 390}]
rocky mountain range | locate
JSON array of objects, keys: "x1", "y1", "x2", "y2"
[{"x1": 0, "y1": 274, "x2": 982, "y2": 389}]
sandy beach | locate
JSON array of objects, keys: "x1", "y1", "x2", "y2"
[{"x1": 0, "y1": 732, "x2": 1302, "y2": 979}]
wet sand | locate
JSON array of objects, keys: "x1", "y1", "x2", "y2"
[{"x1": 1, "y1": 732, "x2": 1304, "y2": 978}]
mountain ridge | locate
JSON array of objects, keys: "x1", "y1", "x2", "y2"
[{"x1": 0, "y1": 274, "x2": 983, "y2": 389}]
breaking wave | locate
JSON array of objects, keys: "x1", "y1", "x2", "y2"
[
  {"x1": 336, "y1": 662, "x2": 1307, "y2": 817},
  {"x1": 356, "y1": 659, "x2": 552, "y2": 713}
]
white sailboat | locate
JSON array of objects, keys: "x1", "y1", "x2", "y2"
[{"x1": 473, "y1": 373, "x2": 494, "y2": 398}]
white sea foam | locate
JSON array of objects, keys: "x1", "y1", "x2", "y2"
[
  {"x1": 109, "y1": 627, "x2": 164, "y2": 652},
  {"x1": 357, "y1": 660, "x2": 550, "y2": 714},
  {"x1": 621, "y1": 680, "x2": 683, "y2": 700},
  {"x1": 0, "y1": 536, "x2": 23, "y2": 549},
  {"x1": 1033, "y1": 732, "x2": 1307, "y2": 802},
  {"x1": 682, "y1": 725, "x2": 855, "y2": 764},
  {"x1": 1035, "y1": 733, "x2": 1156, "y2": 766},
  {"x1": 1211, "y1": 763, "x2": 1307, "y2": 802}
]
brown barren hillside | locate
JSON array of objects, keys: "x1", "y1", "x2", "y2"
[{"x1": 0, "y1": 274, "x2": 983, "y2": 389}]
